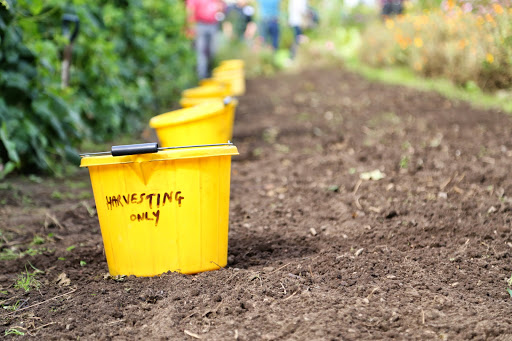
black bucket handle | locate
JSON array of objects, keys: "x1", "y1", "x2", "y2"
[
  {"x1": 80, "y1": 142, "x2": 233, "y2": 157},
  {"x1": 111, "y1": 143, "x2": 158, "y2": 156}
]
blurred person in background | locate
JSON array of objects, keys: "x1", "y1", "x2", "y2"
[
  {"x1": 186, "y1": 0, "x2": 226, "y2": 79},
  {"x1": 256, "y1": 0, "x2": 282, "y2": 51},
  {"x1": 288, "y1": 0, "x2": 307, "y2": 59},
  {"x1": 381, "y1": 0, "x2": 404, "y2": 17},
  {"x1": 223, "y1": 0, "x2": 258, "y2": 43}
]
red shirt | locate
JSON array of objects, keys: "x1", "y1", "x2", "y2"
[{"x1": 186, "y1": 0, "x2": 225, "y2": 24}]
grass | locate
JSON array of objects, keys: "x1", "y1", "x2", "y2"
[
  {"x1": 299, "y1": 29, "x2": 512, "y2": 115},
  {"x1": 31, "y1": 235, "x2": 45, "y2": 245},
  {"x1": 4, "y1": 328, "x2": 25, "y2": 336},
  {"x1": 2, "y1": 300, "x2": 21, "y2": 311},
  {"x1": 0, "y1": 248, "x2": 19, "y2": 261},
  {"x1": 400, "y1": 155, "x2": 410, "y2": 169},
  {"x1": 345, "y1": 59, "x2": 512, "y2": 114},
  {"x1": 14, "y1": 264, "x2": 43, "y2": 292},
  {"x1": 14, "y1": 271, "x2": 40, "y2": 292},
  {"x1": 291, "y1": 6, "x2": 512, "y2": 117}
]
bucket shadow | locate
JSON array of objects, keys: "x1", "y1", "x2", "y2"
[{"x1": 227, "y1": 231, "x2": 318, "y2": 269}]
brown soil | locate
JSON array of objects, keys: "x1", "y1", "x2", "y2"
[{"x1": 2, "y1": 68, "x2": 512, "y2": 340}]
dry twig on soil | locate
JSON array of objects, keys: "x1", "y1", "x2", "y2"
[{"x1": 4, "y1": 288, "x2": 77, "y2": 316}]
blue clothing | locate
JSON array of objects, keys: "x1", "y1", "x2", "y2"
[
  {"x1": 258, "y1": 0, "x2": 281, "y2": 19},
  {"x1": 261, "y1": 17, "x2": 280, "y2": 50}
]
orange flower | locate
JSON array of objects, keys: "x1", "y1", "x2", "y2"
[
  {"x1": 485, "y1": 13, "x2": 495, "y2": 24},
  {"x1": 486, "y1": 53, "x2": 494, "y2": 64},
  {"x1": 385, "y1": 18, "x2": 395, "y2": 29},
  {"x1": 492, "y1": 3, "x2": 504, "y2": 15}
]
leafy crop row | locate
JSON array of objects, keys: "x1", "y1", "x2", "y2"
[{"x1": 0, "y1": 0, "x2": 195, "y2": 177}]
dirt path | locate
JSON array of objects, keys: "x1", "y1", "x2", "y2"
[{"x1": 2, "y1": 68, "x2": 512, "y2": 340}]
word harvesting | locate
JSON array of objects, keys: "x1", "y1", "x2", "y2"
[{"x1": 105, "y1": 191, "x2": 185, "y2": 227}]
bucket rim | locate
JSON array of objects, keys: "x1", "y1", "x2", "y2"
[
  {"x1": 179, "y1": 96, "x2": 238, "y2": 107},
  {"x1": 149, "y1": 100, "x2": 225, "y2": 128},
  {"x1": 181, "y1": 84, "x2": 229, "y2": 98},
  {"x1": 79, "y1": 143, "x2": 239, "y2": 168}
]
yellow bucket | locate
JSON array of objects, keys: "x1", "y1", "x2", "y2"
[
  {"x1": 80, "y1": 142, "x2": 239, "y2": 276},
  {"x1": 150, "y1": 100, "x2": 233, "y2": 147},
  {"x1": 199, "y1": 78, "x2": 233, "y2": 95},
  {"x1": 220, "y1": 59, "x2": 245, "y2": 70},
  {"x1": 181, "y1": 84, "x2": 229, "y2": 99},
  {"x1": 178, "y1": 97, "x2": 237, "y2": 140},
  {"x1": 179, "y1": 96, "x2": 221, "y2": 108},
  {"x1": 213, "y1": 69, "x2": 245, "y2": 96}
]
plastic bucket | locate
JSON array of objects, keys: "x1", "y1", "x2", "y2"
[
  {"x1": 181, "y1": 84, "x2": 229, "y2": 99},
  {"x1": 224, "y1": 97, "x2": 238, "y2": 140},
  {"x1": 220, "y1": 59, "x2": 245, "y2": 70},
  {"x1": 212, "y1": 69, "x2": 245, "y2": 96},
  {"x1": 199, "y1": 78, "x2": 233, "y2": 95},
  {"x1": 150, "y1": 100, "x2": 233, "y2": 147},
  {"x1": 179, "y1": 96, "x2": 222, "y2": 108},
  {"x1": 80, "y1": 142, "x2": 239, "y2": 276},
  {"x1": 178, "y1": 97, "x2": 237, "y2": 140}
]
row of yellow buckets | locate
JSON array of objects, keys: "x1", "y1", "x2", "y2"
[{"x1": 80, "y1": 60, "x2": 245, "y2": 276}]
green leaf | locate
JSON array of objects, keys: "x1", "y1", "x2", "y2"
[
  {"x1": 0, "y1": 122, "x2": 20, "y2": 164},
  {"x1": 0, "y1": 161, "x2": 17, "y2": 179},
  {"x1": 0, "y1": 0, "x2": 11, "y2": 11},
  {"x1": 1, "y1": 71, "x2": 30, "y2": 91},
  {"x1": 31, "y1": 0, "x2": 44, "y2": 15},
  {"x1": 32, "y1": 97, "x2": 66, "y2": 140},
  {"x1": 0, "y1": 14, "x2": 6, "y2": 30},
  {"x1": 0, "y1": 98, "x2": 7, "y2": 120}
]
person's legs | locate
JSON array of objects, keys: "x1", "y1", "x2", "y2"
[
  {"x1": 195, "y1": 23, "x2": 209, "y2": 79},
  {"x1": 196, "y1": 23, "x2": 218, "y2": 79},
  {"x1": 268, "y1": 18, "x2": 279, "y2": 51},
  {"x1": 392, "y1": 1, "x2": 403, "y2": 15},
  {"x1": 381, "y1": 2, "x2": 393, "y2": 17},
  {"x1": 259, "y1": 19, "x2": 271, "y2": 47},
  {"x1": 205, "y1": 23, "x2": 218, "y2": 78},
  {"x1": 290, "y1": 25, "x2": 301, "y2": 59}
]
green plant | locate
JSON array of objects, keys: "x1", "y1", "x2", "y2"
[
  {"x1": 31, "y1": 235, "x2": 44, "y2": 245},
  {"x1": 399, "y1": 155, "x2": 410, "y2": 169},
  {"x1": 50, "y1": 190, "x2": 64, "y2": 200},
  {"x1": 0, "y1": 248, "x2": 19, "y2": 261},
  {"x1": 4, "y1": 328, "x2": 25, "y2": 336},
  {"x1": 2, "y1": 300, "x2": 21, "y2": 311},
  {"x1": 0, "y1": 0, "x2": 194, "y2": 177},
  {"x1": 14, "y1": 271, "x2": 40, "y2": 292},
  {"x1": 14, "y1": 264, "x2": 42, "y2": 292}
]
